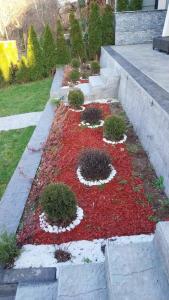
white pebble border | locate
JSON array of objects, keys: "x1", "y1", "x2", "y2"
[
  {"x1": 79, "y1": 120, "x2": 104, "y2": 128},
  {"x1": 39, "y1": 206, "x2": 84, "y2": 234},
  {"x1": 69, "y1": 106, "x2": 85, "y2": 112},
  {"x1": 14, "y1": 234, "x2": 154, "y2": 269},
  {"x1": 103, "y1": 134, "x2": 127, "y2": 145},
  {"x1": 77, "y1": 164, "x2": 116, "y2": 186},
  {"x1": 84, "y1": 98, "x2": 119, "y2": 105}
]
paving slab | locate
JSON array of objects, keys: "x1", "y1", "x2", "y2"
[
  {"x1": 106, "y1": 240, "x2": 169, "y2": 300},
  {"x1": 15, "y1": 282, "x2": 58, "y2": 300},
  {"x1": 57, "y1": 263, "x2": 107, "y2": 300},
  {"x1": 0, "y1": 112, "x2": 42, "y2": 132},
  {"x1": 50, "y1": 68, "x2": 64, "y2": 99}
]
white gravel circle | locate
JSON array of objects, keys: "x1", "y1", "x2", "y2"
[
  {"x1": 79, "y1": 120, "x2": 104, "y2": 128},
  {"x1": 69, "y1": 106, "x2": 85, "y2": 112},
  {"x1": 103, "y1": 134, "x2": 127, "y2": 145},
  {"x1": 39, "y1": 206, "x2": 84, "y2": 234},
  {"x1": 77, "y1": 164, "x2": 117, "y2": 186}
]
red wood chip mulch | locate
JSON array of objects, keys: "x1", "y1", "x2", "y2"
[{"x1": 18, "y1": 103, "x2": 155, "y2": 245}]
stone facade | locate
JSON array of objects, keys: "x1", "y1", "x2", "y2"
[{"x1": 115, "y1": 10, "x2": 166, "y2": 45}]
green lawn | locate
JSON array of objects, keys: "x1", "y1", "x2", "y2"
[
  {"x1": 0, "y1": 78, "x2": 52, "y2": 117},
  {"x1": 0, "y1": 127, "x2": 35, "y2": 199}
]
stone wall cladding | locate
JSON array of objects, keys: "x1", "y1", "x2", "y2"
[
  {"x1": 100, "y1": 46, "x2": 169, "y2": 197},
  {"x1": 115, "y1": 10, "x2": 166, "y2": 45}
]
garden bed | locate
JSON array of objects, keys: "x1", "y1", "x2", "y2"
[{"x1": 18, "y1": 102, "x2": 168, "y2": 245}]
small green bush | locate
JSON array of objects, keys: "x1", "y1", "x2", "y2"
[
  {"x1": 68, "y1": 89, "x2": 84, "y2": 109},
  {"x1": 104, "y1": 115, "x2": 126, "y2": 141},
  {"x1": 71, "y1": 58, "x2": 80, "y2": 68},
  {"x1": 40, "y1": 183, "x2": 77, "y2": 224},
  {"x1": 91, "y1": 61, "x2": 100, "y2": 74},
  {"x1": 69, "y1": 69, "x2": 80, "y2": 83},
  {"x1": 81, "y1": 71, "x2": 88, "y2": 79},
  {"x1": 0, "y1": 232, "x2": 20, "y2": 268}
]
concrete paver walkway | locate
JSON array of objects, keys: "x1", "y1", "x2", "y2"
[{"x1": 0, "y1": 111, "x2": 42, "y2": 131}]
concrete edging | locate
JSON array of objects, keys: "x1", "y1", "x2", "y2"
[{"x1": 0, "y1": 68, "x2": 64, "y2": 235}]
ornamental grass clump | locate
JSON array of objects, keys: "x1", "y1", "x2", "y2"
[
  {"x1": 68, "y1": 89, "x2": 84, "y2": 109},
  {"x1": 40, "y1": 183, "x2": 77, "y2": 225},
  {"x1": 69, "y1": 69, "x2": 80, "y2": 83},
  {"x1": 79, "y1": 149, "x2": 112, "y2": 181},
  {"x1": 0, "y1": 232, "x2": 20, "y2": 268},
  {"x1": 104, "y1": 115, "x2": 126, "y2": 141},
  {"x1": 81, "y1": 107, "x2": 102, "y2": 125}
]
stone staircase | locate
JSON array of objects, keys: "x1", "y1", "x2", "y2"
[
  {"x1": 58, "y1": 67, "x2": 120, "y2": 103},
  {"x1": 1, "y1": 223, "x2": 169, "y2": 299}
]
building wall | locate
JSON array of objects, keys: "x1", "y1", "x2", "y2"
[
  {"x1": 115, "y1": 9, "x2": 166, "y2": 45},
  {"x1": 142, "y1": 0, "x2": 155, "y2": 10}
]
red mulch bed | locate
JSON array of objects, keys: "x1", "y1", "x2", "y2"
[{"x1": 18, "y1": 103, "x2": 155, "y2": 245}]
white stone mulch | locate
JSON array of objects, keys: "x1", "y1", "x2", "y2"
[
  {"x1": 77, "y1": 164, "x2": 117, "y2": 186},
  {"x1": 79, "y1": 120, "x2": 104, "y2": 128},
  {"x1": 14, "y1": 234, "x2": 154, "y2": 269},
  {"x1": 69, "y1": 106, "x2": 85, "y2": 112},
  {"x1": 103, "y1": 134, "x2": 127, "y2": 145},
  {"x1": 84, "y1": 98, "x2": 119, "y2": 105},
  {"x1": 39, "y1": 206, "x2": 84, "y2": 234}
]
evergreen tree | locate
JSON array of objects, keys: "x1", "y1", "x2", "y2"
[
  {"x1": 16, "y1": 56, "x2": 29, "y2": 83},
  {"x1": 42, "y1": 24, "x2": 56, "y2": 74},
  {"x1": 88, "y1": 2, "x2": 102, "y2": 59},
  {"x1": 27, "y1": 25, "x2": 44, "y2": 81},
  {"x1": 69, "y1": 12, "x2": 86, "y2": 61},
  {"x1": 0, "y1": 69, "x2": 5, "y2": 88},
  {"x1": 129, "y1": 0, "x2": 143, "y2": 10},
  {"x1": 102, "y1": 5, "x2": 114, "y2": 46},
  {"x1": 117, "y1": 0, "x2": 128, "y2": 11},
  {"x1": 56, "y1": 20, "x2": 70, "y2": 65}
]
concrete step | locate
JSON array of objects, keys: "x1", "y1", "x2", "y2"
[
  {"x1": 100, "y1": 68, "x2": 120, "y2": 85},
  {"x1": 76, "y1": 83, "x2": 94, "y2": 102},
  {"x1": 154, "y1": 222, "x2": 169, "y2": 282},
  {"x1": 57, "y1": 263, "x2": 108, "y2": 300},
  {"x1": 89, "y1": 75, "x2": 105, "y2": 88},
  {"x1": 105, "y1": 240, "x2": 169, "y2": 300},
  {"x1": 0, "y1": 284, "x2": 17, "y2": 299},
  {"x1": 15, "y1": 282, "x2": 58, "y2": 300}
]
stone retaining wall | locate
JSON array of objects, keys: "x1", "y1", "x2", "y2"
[
  {"x1": 101, "y1": 46, "x2": 169, "y2": 197},
  {"x1": 115, "y1": 10, "x2": 166, "y2": 45}
]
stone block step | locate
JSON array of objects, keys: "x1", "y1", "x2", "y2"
[
  {"x1": 105, "y1": 240, "x2": 169, "y2": 300},
  {"x1": 76, "y1": 83, "x2": 92, "y2": 96},
  {"x1": 89, "y1": 75, "x2": 105, "y2": 88},
  {"x1": 57, "y1": 263, "x2": 108, "y2": 300},
  {"x1": 154, "y1": 222, "x2": 169, "y2": 282},
  {"x1": 15, "y1": 282, "x2": 58, "y2": 300},
  {"x1": 100, "y1": 68, "x2": 120, "y2": 85},
  {"x1": 0, "y1": 284, "x2": 17, "y2": 299}
]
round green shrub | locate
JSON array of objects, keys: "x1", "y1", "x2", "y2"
[
  {"x1": 71, "y1": 58, "x2": 80, "y2": 68},
  {"x1": 68, "y1": 89, "x2": 84, "y2": 109},
  {"x1": 69, "y1": 69, "x2": 80, "y2": 83},
  {"x1": 40, "y1": 183, "x2": 77, "y2": 224},
  {"x1": 104, "y1": 115, "x2": 126, "y2": 141},
  {"x1": 91, "y1": 61, "x2": 100, "y2": 74}
]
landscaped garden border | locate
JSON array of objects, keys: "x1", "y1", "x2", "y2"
[
  {"x1": 17, "y1": 99, "x2": 169, "y2": 246},
  {"x1": 0, "y1": 69, "x2": 63, "y2": 235}
]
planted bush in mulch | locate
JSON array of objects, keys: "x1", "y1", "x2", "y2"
[{"x1": 18, "y1": 103, "x2": 167, "y2": 245}]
